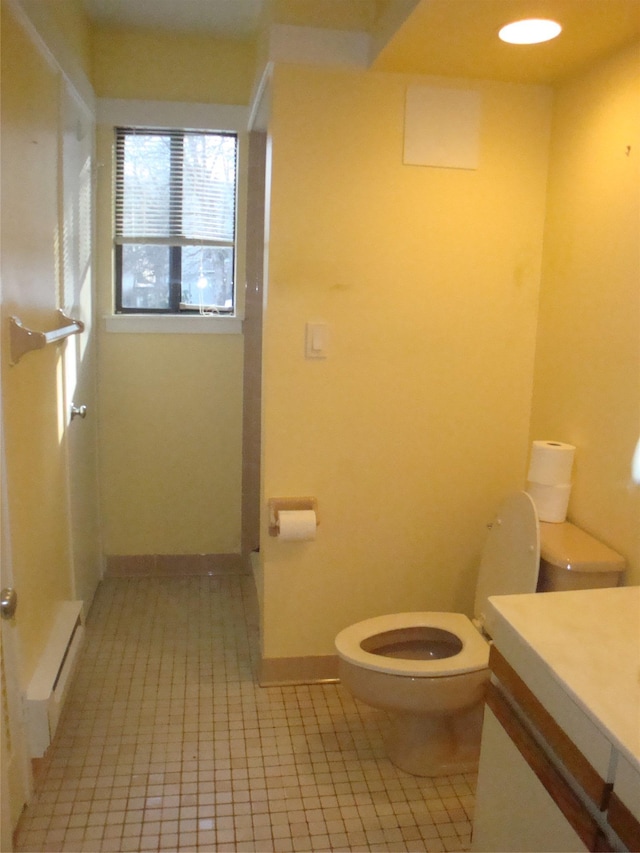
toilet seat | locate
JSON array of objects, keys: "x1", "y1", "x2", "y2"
[
  {"x1": 335, "y1": 492, "x2": 539, "y2": 681},
  {"x1": 335, "y1": 611, "x2": 489, "y2": 678}
]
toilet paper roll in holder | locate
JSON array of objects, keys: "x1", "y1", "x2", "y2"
[{"x1": 268, "y1": 497, "x2": 318, "y2": 537}]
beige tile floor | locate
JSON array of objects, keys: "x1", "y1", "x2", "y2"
[{"x1": 15, "y1": 573, "x2": 475, "y2": 852}]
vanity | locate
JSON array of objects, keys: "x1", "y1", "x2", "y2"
[{"x1": 472, "y1": 586, "x2": 640, "y2": 853}]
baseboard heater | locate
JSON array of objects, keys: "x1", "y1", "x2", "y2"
[{"x1": 25, "y1": 600, "x2": 84, "y2": 757}]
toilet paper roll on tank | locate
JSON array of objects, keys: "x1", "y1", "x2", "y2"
[
  {"x1": 527, "y1": 440, "x2": 575, "y2": 484},
  {"x1": 526, "y1": 440, "x2": 575, "y2": 523}
]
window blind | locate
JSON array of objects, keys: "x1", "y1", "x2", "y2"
[{"x1": 115, "y1": 127, "x2": 237, "y2": 246}]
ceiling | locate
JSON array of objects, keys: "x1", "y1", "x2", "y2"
[
  {"x1": 80, "y1": 0, "x2": 390, "y2": 39},
  {"x1": 373, "y1": 0, "x2": 640, "y2": 84},
  {"x1": 83, "y1": 0, "x2": 267, "y2": 39},
  {"x1": 82, "y1": 0, "x2": 640, "y2": 84}
]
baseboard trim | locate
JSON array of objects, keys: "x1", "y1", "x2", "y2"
[
  {"x1": 259, "y1": 654, "x2": 340, "y2": 686},
  {"x1": 105, "y1": 553, "x2": 248, "y2": 577}
]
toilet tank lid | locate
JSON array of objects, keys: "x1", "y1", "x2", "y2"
[{"x1": 539, "y1": 521, "x2": 626, "y2": 572}]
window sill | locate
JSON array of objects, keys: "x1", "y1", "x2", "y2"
[{"x1": 104, "y1": 314, "x2": 243, "y2": 335}]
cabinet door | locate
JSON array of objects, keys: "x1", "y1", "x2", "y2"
[
  {"x1": 609, "y1": 755, "x2": 640, "y2": 852},
  {"x1": 472, "y1": 708, "x2": 589, "y2": 853}
]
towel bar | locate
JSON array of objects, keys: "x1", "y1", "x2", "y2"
[{"x1": 9, "y1": 310, "x2": 84, "y2": 365}]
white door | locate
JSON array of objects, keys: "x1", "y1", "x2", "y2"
[
  {"x1": 0, "y1": 305, "x2": 32, "y2": 853},
  {"x1": 59, "y1": 83, "x2": 102, "y2": 606}
]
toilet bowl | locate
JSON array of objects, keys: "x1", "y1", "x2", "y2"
[
  {"x1": 335, "y1": 491, "x2": 625, "y2": 777},
  {"x1": 337, "y1": 613, "x2": 490, "y2": 776}
]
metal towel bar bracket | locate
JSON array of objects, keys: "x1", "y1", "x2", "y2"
[{"x1": 9, "y1": 310, "x2": 84, "y2": 365}]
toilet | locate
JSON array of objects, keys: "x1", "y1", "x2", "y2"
[{"x1": 335, "y1": 491, "x2": 625, "y2": 777}]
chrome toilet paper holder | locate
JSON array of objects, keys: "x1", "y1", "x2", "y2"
[{"x1": 268, "y1": 497, "x2": 318, "y2": 537}]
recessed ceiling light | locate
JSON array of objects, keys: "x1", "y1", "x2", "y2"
[{"x1": 499, "y1": 18, "x2": 562, "y2": 45}]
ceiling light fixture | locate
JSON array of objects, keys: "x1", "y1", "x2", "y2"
[{"x1": 499, "y1": 18, "x2": 562, "y2": 45}]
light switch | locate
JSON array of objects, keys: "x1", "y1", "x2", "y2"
[{"x1": 305, "y1": 322, "x2": 328, "y2": 359}]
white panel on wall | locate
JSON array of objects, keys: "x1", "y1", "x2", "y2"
[{"x1": 404, "y1": 85, "x2": 481, "y2": 169}]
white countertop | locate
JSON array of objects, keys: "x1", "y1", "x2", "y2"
[{"x1": 486, "y1": 586, "x2": 640, "y2": 770}]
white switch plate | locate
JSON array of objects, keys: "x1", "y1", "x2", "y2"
[{"x1": 305, "y1": 322, "x2": 328, "y2": 359}]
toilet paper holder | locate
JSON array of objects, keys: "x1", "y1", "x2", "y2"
[{"x1": 268, "y1": 497, "x2": 318, "y2": 537}]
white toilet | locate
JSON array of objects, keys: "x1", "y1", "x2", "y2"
[{"x1": 335, "y1": 491, "x2": 625, "y2": 777}]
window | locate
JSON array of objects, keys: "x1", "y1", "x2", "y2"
[{"x1": 114, "y1": 127, "x2": 238, "y2": 314}]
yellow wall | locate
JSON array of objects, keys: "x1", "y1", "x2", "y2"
[
  {"x1": 531, "y1": 42, "x2": 640, "y2": 584},
  {"x1": 36, "y1": 0, "x2": 92, "y2": 75},
  {"x1": 91, "y1": 14, "x2": 255, "y2": 559},
  {"x1": 97, "y1": 328, "x2": 244, "y2": 556},
  {"x1": 7, "y1": 0, "x2": 637, "y2": 667},
  {"x1": 91, "y1": 27, "x2": 256, "y2": 104},
  {"x1": 261, "y1": 64, "x2": 552, "y2": 658},
  {"x1": 1, "y1": 4, "x2": 73, "y2": 681},
  {"x1": 91, "y1": 21, "x2": 254, "y2": 559},
  {"x1": 19, "y1": 0, "x2": 93, "y2": 88},
  {"x1": 94, "y1": 128, "x2": 246, "y2": 558}
]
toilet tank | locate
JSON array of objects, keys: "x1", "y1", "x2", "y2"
[{"x1": 537, "y1": 521, "x2": 626, "y2": 592}]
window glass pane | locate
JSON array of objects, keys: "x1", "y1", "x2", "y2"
[
  {"x1": 115, "y1": 128, "x2": 237, "y2": 314},
  {"x1": 121, "y1": 244, "x2": 171, "y2": 310},
  {"x1": 182, "y1": 134, "x2": 236, "y2": 241},
  {"x1": 181, "y1": 246, "x2": 234, "y2": 310},
  {"x1": 120, "y1": 134, "x2": 172, "y2": 237}
]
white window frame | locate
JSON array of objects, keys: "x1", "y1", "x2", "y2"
[{"x1": 98, "y1": 99, "x2": 248, "y2": 335}]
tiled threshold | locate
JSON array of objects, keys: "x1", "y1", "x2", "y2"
[{"x1": 105, "y1": 553, "x2": 248, "y2": 577}]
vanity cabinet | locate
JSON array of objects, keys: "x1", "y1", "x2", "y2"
[
  {"x1": 608, "y1": 756, "x2": 640, "y2": 852},
  {"x1": 471, "y1": 587, "x2": 640, "y2": 853},
  {"x1": 473, "y1": 705, "x2": 592, "y2": 852}
]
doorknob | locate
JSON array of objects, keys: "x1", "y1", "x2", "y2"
[
  {"x1": 1, "y1": 587, "x2": 18, "y2": 620},
  {"x1": 70, "y1": 404, "x2": 87, "y2": 421}
]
